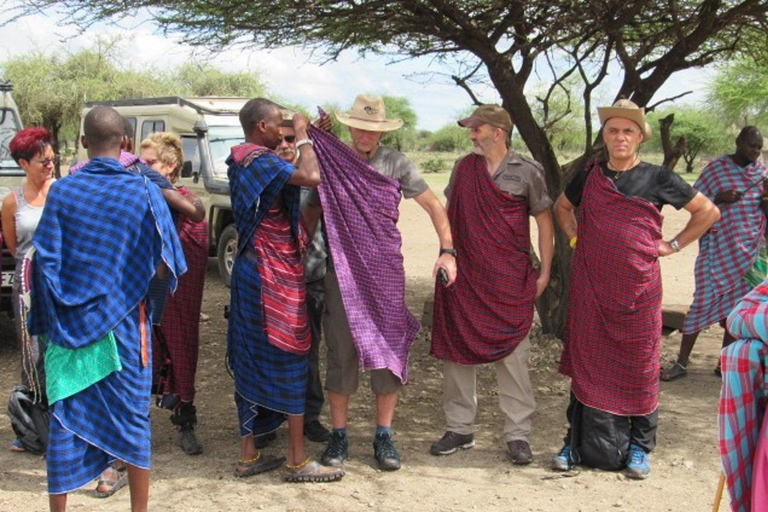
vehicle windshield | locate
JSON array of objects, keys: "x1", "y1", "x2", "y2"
[
  {"x1": 0, "y1": 108, "x2": 21, "y2": 173},
  {"x1": 209, "y1": 126, "x2": 244, "y2": 176}
]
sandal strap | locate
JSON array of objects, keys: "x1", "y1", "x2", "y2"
[
  {"x1": 238, "y1": 451, "x2": 262, "y2": 465},
  {"x1": 285, "y1": 456, "x2": 312, "y2": 470}
]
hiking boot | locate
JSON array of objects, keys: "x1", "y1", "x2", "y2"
[
  {"x1": 625, "y1": 444, "x2": 651, "y2": 480},
  {"x1": 320, "y1": 430, "x2": 348, "y2": 467},
  {"x1": 552, "y1": 443, "x2": 575, "y2": 471},
  {"x1": 506, "y1": 440, "x2": 533, "y2": 465},
  {"x1": 373, "y1": 431, "x2": 401, "y2": 471},
  {"x1": 304, "y1": 419, "x2": 331, "y2": 443},
  {"x1": 254, "y1": 431, "x2": 277, "y2": 449},
  {"x1": 178, "y1": 424, "x2": 203, "y2": 455},
  {"x1": 429, "y1": 431, "x2": 475, "y2": 456}
]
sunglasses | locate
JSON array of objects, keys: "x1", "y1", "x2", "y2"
[
  {"x1": 32, "y1": 155, "x2": 61, "y2": 166},
  {"x1": 282, "y1": 135, "x2": 296, "y2": 143}
]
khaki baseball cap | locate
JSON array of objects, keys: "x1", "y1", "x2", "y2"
[{"x1": 458, "y1": 105, "x2": 513, "y2": 131}]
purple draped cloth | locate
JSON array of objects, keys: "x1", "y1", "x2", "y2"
[{"x1": 309, "y1": 127, "x2": 420, "y2": 384}]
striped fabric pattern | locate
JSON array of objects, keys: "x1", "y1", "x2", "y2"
[
  {"x1": 560, "y1": 161, "x2": 664, "y2": 416},
  {"x1": 155, "y1": 186, "x2": 208, "y2": 402},
  {"x1": 431, "y1": 153, "x2": 538, "y2": 364},
  {"x1": 28, "y1": 157, "x2": 184, "y2": 494},
  {"x1": 309, "y1": 127, "x2": 421, "y2": 384},
  {"x1": 226, "y1": 145, "x2": 308, "y2": 436},
  {"x1": 253, "y1": 205, "x2": 310, "y2": 355},
  {"x1": 683, "y1": 156, "x2": 768, "y2": 334},
  {"x1": 720, "y1": 282, "x2": 768, "y2": 512}
]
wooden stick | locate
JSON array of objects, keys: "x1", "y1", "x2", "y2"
[{"x1": 712, "y1": 472, "x2": 726, "y2": 512}]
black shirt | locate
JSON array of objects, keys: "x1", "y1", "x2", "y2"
[{"x1": 564, "y1": 161, "x2": 697, "y2": 211}]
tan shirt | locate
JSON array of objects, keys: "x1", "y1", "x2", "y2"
[{"x1": 444, "y1": 150, "x2": 552, "y2": 215}]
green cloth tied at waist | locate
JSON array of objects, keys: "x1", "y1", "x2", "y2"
[{"x1": 45, "y1": 331, "x2": 122, "y2": 405}]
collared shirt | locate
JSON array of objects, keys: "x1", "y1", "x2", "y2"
[{"x1": 444, "y1": 150, "x2": 553, "y2": 215}]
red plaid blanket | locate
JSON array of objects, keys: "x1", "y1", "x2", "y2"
[
  {"x1": 156, "y1": 186, "x2": 208, "y2": 401},
  {"x1": 559, "y1": 161, "x2": 663, "y2": 416},
  {"x1": 431, "y1": 154, "x2": 538, "y2": 364}
]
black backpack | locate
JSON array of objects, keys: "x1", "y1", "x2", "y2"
[{"x1": 7, "y1": 385, "x2": 49, "y2": 456}]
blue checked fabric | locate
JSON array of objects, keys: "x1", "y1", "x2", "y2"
[
  {"x1": 29, "y1": 156, "x2": 185, "y2": 494},
  {"x1": 226, "y1": 146, "x2": 308, "y2": 435}
]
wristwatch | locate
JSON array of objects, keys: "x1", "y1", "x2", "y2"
[
  {"x1": 670, "y1": 238, "x2": 681, "y2": 252},
  {"x1": 440, "y1": 248, "x2": 457, "y2": 257}
]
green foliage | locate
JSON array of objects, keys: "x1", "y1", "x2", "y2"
[
  {"x1": 1, "y1": 39, "x2": 268, "y2": 154},
  {"x1": 646, "y1": 108, "x2": 730, "y2": 172},
  {"x1": 421, "y1": 157, "x2": 446, "y2": 173},
  {"x1": 709, "y1": 57, "x2": 768, "y2": 127},
  {"x1": 529, "y1": 77, "x2": 587, "y2": 154},
  {"x1": 426, "y1": 124, "x2": 471, "y2": 152},
  {"x1": 380, "y1": 96, "x2": 417, "y2": 151}
]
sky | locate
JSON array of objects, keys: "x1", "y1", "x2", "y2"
[{"x1": 0, "y1": 5, "x2": 715, "y2": 131}]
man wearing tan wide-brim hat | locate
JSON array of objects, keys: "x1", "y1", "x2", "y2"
[
  {"x1": 552, "y1": 98, "x2": 719, "y2": 479},
  {"x1": 308, "y1": 94, "x2": 456, "y2": 473}
]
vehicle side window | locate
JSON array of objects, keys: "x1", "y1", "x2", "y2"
[
  {"x1": 124, "y1": 117, "x2": 137, "y2": 143},
  {"x1": 141, "y1": 120, "x2": 165, "y2": 140},
  {"x1": 181, "y1": 136, "x2": 201, "y2": 175}
]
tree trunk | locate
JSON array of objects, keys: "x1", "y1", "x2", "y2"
[{"x1": 660, "y1": 114, "x2": 685, "y2": 170}]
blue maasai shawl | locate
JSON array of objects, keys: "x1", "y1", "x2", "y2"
[
  {"x1": 28, "y1": 156, "x2": 185, "y2": 494},
  {"x1": 226, "y1": 144, "x2": 308, "y2": 436},
  {"x1": 29, "y1": 157, "x2": 185, "y2": 346}
]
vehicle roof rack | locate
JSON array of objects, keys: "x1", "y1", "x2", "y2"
[{"x1": 85, "y1": 96, "x2": 244, "y2": 115}]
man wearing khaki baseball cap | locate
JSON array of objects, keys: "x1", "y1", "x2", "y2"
[
  {"x1": 552, "y1": 98, "x2": 719, "y2": 479},
  {"x1": 430, "y1": 104, "x2": 553, "y2": 466},
  {"x1": 306, "y1": 94, "x2": 457, "y2": 472}
]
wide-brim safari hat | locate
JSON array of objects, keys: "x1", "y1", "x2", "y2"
[
  {"x1": 597, "y1": 98, "x2": 653, "y2": 141},
  {"x1": 335, "y1": 95, "x2": 403, "y2": 132}
]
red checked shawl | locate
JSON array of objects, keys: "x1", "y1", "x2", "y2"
[
  {"x1": 431, "y1": 153, "x2": 538, "y2": 364},
  {"x1": 559, "y1": 161, "x2": 664, "y2": 416},
  {"x1": 156, "y1": 186, "x2": 208, "y2": 401}
]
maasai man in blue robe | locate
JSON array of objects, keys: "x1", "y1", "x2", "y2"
[
  {"x1": 227, "y1": 98, "x2": 342, "y2": 482},
  {"x1": 29, "y1": 105, "x2": 186, "y2": 512}
]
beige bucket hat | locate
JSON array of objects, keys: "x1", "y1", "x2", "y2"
[
  {"x1": 597, "y1": 99, "x2": 653, "y2": 140},
  {"x1": 280, "y1": 108, "x2": 296, "y2": 128},
  {"x1": 335, "y1": 95, "x2": 404, "y2": 132}
]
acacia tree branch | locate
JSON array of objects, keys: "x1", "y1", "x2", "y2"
[
  {"x1": 646, "y1": 90, "x2": 694, "y2": 113},
  {"x1": 451, "y1": 61, "x2": 484, "y2": 106}
]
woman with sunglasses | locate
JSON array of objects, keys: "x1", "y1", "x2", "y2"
[
  {"x1": 2, "y1": 127, "x2": 56, "y2": 453},
  {"x1": 140, "y1": 132, "x2": 208, "y2": 456}
]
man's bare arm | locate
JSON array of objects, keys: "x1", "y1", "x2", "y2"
[
  {"x1": 554, "y1": 193, "x2": 578, "y2": 241},
  {"x1": 413, "y1": 189, "x2": 457, "y2": 285},
  {"x1": 287, "y1": 113, "x2": 321, "y2": 187},
  {"x1": 658, "y1": 192, "x2": 720, "y2": 256},
  {"x1": 161, "y1": 188, "x2": 205, "y2": 222}
]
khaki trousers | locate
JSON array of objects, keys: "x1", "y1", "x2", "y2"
[{"x1": 442, "y1": 335, "x2": 535, "y2": 442}]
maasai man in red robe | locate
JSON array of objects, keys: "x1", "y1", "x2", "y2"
[
  {"x1": 430, "y1": 105, "x2": 554, "y2": 466},
  {"x1": 552, "y1": 99, "x2": 720, "y2": 479}
]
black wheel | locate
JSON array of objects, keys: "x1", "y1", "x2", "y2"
[{"x1": 217, "y1": 223, "x2": 238, "y2": 287}]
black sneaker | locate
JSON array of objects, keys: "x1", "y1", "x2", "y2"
[
  {"x1": 320, "y1": 430, "x2": 348, "y2": 467},
  {"x1": 254, "y1": 431, "x2": 277, "y2": 449},
  {"x1": 178, "y1": 424, "x2": 203, "y2": 456},
  {"x1": 304, "y1": 420, "x2": 331, "y2": 443},
  {"x1": 430, "y1": 431, "x2": 475, "y2": 456},
  {"x1": 373, "y1": 431, "x2": 401, "y2": 471}
]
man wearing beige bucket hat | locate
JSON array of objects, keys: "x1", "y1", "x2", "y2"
[
  {"x1": 552, "y1": 98, "x2": 719, "y2": 479},
  {"x1": 307, "y1": 94, "x2": 456, "y2": 472}
]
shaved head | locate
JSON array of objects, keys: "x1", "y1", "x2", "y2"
[{"x1": 83, "y1": 105, "x2": 125, "y2": 154}]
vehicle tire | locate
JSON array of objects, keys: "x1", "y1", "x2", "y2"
[{"x1": 217, "y1": 223, "x2": 238, "y2": 288}]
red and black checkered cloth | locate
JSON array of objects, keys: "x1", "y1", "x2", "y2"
[
  {"x1": 559, "y1": 161, "x2": 663, "y2": 416},
  {"x1": 431, "y1": 154, "x2": 538, "y2": 365},
  {"x1": 155, "y1": 186, "x2": 208, "y2": 402}
]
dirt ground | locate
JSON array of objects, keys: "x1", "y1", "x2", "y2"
[{"x1": 0, "y1": 195, "x2": 730, "y2": 511}]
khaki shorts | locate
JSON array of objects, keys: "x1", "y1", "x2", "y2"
[{"x1": 323, "y1": 270, "x2": 402, "y2": 395}]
